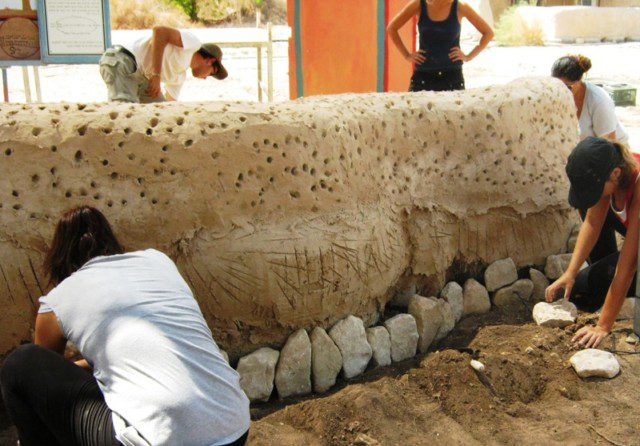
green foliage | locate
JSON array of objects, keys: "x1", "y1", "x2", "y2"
[
  {"x1": 169, "y1": 0, "x2": 198, "y2": 21},
  {"x1": 494, "y1": 6, "x2": 545, "y2": 46}
]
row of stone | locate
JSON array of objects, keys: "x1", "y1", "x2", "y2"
[
  {"x1": 228, "y1": 251, "x2": 633, "y2": 403},
  {"x1": 232, "y1": 255, "x2": 562, "y2": 403}
]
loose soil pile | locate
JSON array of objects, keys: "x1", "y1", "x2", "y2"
[{"x1": 248, "y1": 306, "x2": 640, "y2": 446}]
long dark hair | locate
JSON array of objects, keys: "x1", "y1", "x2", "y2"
[{"x1": 44, "y1": 206, "x2": 124, "y2": 285}]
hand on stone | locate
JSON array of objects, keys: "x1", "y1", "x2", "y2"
[
  {"x1": 545, "y1": 273, "x2": 574, "y2": 302},
  {"x1": 448, "y1": 47, "x2": 469, "y2": 63},
  {"x1": 572, "y1": 324, "x2": 609, "y2": 349},
  {"x1": 406, "y1": 50, "x2": 426, "y2": 65}
]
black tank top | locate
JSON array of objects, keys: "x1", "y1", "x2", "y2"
[{"x1": 416, "y1": 0, "x2": 462, "y2": 72}]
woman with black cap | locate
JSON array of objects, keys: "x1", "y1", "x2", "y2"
[{"x1": 546, "y1": 137, "x2": 640, "y2": 348}]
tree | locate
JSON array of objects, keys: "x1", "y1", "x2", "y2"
[{"x1": 170, "y1": 0, "x2": 198, "y2": 21}]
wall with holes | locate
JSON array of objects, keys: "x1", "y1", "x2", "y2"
[{"x1": 0, "y1": 77, "x2": 578, "y2": 356}]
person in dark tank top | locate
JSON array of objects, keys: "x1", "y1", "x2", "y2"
[{"x1": 388, "y1": 0, "x2": 493, "y2": 92}]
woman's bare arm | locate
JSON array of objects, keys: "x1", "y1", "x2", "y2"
[
  {"x1": 387, "y1": 0, "x2": 424, "y2": 63},
  {"x1": 545, "y1": 196, "x2": 609, "y2": 301},
  {"x1": 454, "y1": 2, "x2": 493, "y2": 62},
  {"x1": 599, "y1": 180, "x2": 640, "y2": 330},
  {"x1": 34, "y1": 312, "x2": 66, "y2": 355}
]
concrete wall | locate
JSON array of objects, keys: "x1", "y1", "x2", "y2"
[{"x1": 514, "y1": 6, "x2": 640, "y2": 42}]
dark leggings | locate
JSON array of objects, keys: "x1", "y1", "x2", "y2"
[
  {"x1": 570, "y1": 208, "x2": 636, "y2": 312},
  {"x1": 0, "y1": 344, "x2": 120, "y2": 446},
  {"x1": 409, "y1": 67, "x2": 465, "y2": 92},
  {"x1": 1, "y1": 344, "x2": 250, "y2": 446}
]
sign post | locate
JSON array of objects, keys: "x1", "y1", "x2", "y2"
[{"x1": 0, "y1": 0, "x2": 110, "y2": 102}]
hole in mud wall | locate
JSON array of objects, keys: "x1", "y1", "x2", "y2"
[{"x1": 444, "y1": 256, "x2": 487, "y2": 287}]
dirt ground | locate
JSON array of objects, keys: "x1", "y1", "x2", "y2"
[{"x1": 247, "y1": 306, "x2": 640, "y2": 446}]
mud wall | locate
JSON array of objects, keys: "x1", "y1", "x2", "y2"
[{"x1": 0, "y1": 78, "x2": 577, "y2": 356}]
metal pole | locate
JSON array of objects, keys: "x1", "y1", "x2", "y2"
[
  {"x1": 2, "y1": 68, "x2": 8, "y2": 102},
  {"x1": 33, "y1": 66, "x2": 42, "y2": 102},
  {"x1": 267, "y1": 22, "x2": 273, "y2": 102},
  {"x1": 21, "y1": 66, "x2": 32, "y2": 103},
  {"x1": 257, "y1": 46, "x2": 263, "y2": 103}
]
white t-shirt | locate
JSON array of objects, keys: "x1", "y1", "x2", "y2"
[
  {"x1": 579, "y1": 82, "x2": 629, "y2": 144},
  {"x1": 128, "y1": 30, "x2": 201, "y2": 99},
  {"x1": 39, "y1": 249, "x2": 250, "y2": 446}
]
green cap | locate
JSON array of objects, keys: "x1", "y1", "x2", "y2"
[{"x1": 200, "y1": 43, "x2": 228, "y2": 80}]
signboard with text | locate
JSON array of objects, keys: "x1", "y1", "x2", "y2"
[
  {"x1": 0, "y1": 0, "x2": 110, "y2": 67},
  {"x1": 39, "y1": 0, "x2": 111, "y2": 63}
]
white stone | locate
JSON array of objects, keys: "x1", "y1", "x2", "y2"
[
  {"x1": 626, "y1": 333, "x2": 639, "y2": 344},
  {"x1": 544, "y1": 254, "x2": 572, "y2": 280},
  {"x1": 434, "y1": 299, "x2": 455, "y2": 341},
  {"x1": 237, "y1": 347, "x2": 280, "y2": 402},
  {"x1": 569, "y1": 349, "x2": 620, "y2": 379},
  {"x1": 617, "y1": 298, "x2": 637, "y2": 321},
  {"x1": 529, "y1": 268, "x2": 549, "y2": 302},
  {"x1": 366, "y1": 326, "x2": 391, "y2": 367},
  {"x1": 384, "y1": 314, "x2": 419, "y2": 362},
  {"x1": 463, "y1": 279, "x2": 491, "y2": 315},
  {"x1": 390, "y1": 280, "x2": 417, "y2": 308},
  {"x1": 329, "y1": 315, "x2": 372, "y2": 379},
  {"x1": 493, "y1": 279, "x2": 534, "y2": 308},
  {"x1": 441, "y1": 281, "x2": 464, "y2": 322},
  {"x1": 310, "y1": 327, "x2": 343, "y2": 393},
  {"x1": 408, "y1": 295, "x2": 443, "y2": 353},
  {"x1": 275, "y1": 329, "x2": 312, "y2": 399},
  {"x1": 567, "y1": 235, "x2": 578, "y2": 253},
  {"x1": 532, "y1": 300, "x2": 578, "y2": 328},
  {"x1": 484, "y1": 258, "x2": 518, "y2": 292},
  {"x1": 470, "y1": 360, "x2": 485, "y2": 373}
]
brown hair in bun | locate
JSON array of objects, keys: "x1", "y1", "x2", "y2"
[{"x1": 551, "y1": 54, "x2": 592, "y2": 82}]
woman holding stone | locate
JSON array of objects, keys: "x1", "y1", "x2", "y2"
[
  {"x1": 387, "y1": 0, "x2": 493, "y2": 92},
  {"x1": 1, "y1": 206, "x2": 250, "y2": 446},
  {"x1": 545, "y1": 137, "x2": 640, "y2": 348},
  {"x1": 552, "y1": 55, "x2": 629, "y2": 144}
]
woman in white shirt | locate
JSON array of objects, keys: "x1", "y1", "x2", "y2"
[
  {"x1": 551, "y1": 54, "x2": 629, "y2": 144},
  {"x1": 1, "y1": 206, "x2": 250, "y2": 446}
]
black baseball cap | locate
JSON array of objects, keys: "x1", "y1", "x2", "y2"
[
  {"x1": 566, "y1": 137, "x2": 621, "y2": 209},
  {"x1": 200, "y1": 43, "x2": 228, "y2": 80}
]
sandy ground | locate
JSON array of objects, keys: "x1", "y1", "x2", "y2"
[{"x1": 2, "y1": 28, "x2": 640, "y2": 445}]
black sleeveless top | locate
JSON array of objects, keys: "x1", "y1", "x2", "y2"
[{"x1": 416, "y1": 0, "x2": 462, "y2": 72}]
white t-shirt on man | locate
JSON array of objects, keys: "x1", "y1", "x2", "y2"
[
  {"x1": 38, "y1": 249, "x2": 250, "y2": 446},
  {"x1": 579, "y1": 82, "x2": 629, "y2": 144},
  {"x1": 127, "y1": 30, "x2": 201, "y2": 99}
]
